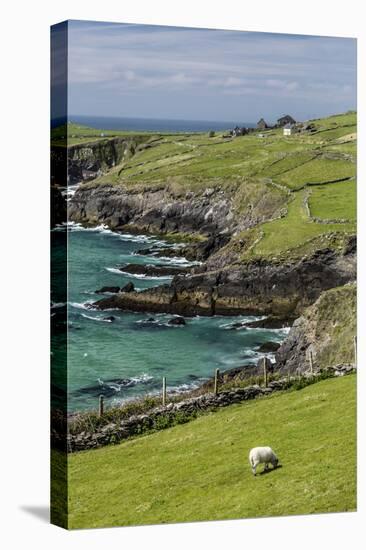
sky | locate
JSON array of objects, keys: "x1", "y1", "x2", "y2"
[{"x1": 64, "y1": 20, "x2": 356, "y2": 123}]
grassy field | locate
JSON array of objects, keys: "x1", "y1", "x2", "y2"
[
  {"x1": 308, "y1": 180, "x2": 356, "y2": 221},
  {"x1": 84, "y1": 111, "x2": 356, "y2": 188},
  {"x1": 246, "y1": 190, "x2": 355, "y2": 259},
  {"x1": 65, "y1": 111, "x2": 356, "y2": 260},
  {"x1": 67, "y1": 375, "x2": 356, "y2": 529},
  {"x1": 51, "y1": 122, "x2": 154, "y2": 146}
]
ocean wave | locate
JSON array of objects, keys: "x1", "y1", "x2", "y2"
[
  {"x1": 134, "y1": 317, "x2": 184, "y2": 328},
  {"x1": 219, "y1": 321, "x2": 250, "y2": 330},
  {"x1": 109, "y1": 378, "x2": 204, "y2": 406},
  {"x1": 69, "y1": 301, "x2": 93, "y2": 310},
  {"x1": 81, "y1": 313, "x2": 114, "y2": 323},
  {"x1": 98, "y1": 373, "x2": 154, "y2": 392},
  {"x1": 61, "y1": 184, "x2": 79, "y2": 199},
  {"x1": 270, "y1": 327, "x2": 291, "y2": 334},
  {"x1": 118, "y1": 233, "x2": 155, "y2": 243},
  {"x1": 153, "y1": 255, "x2": 201, "y2": 266},
  {"x1": 65, "y1": 221, "x2": 119, "y2": 236},
  {"x1": 106, "y1": 267, "x2": 173, "y2": 280}
]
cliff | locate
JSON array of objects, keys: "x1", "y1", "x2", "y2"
[
  {"x1": 67, "y1": 136, "x2": 150, "y2": 184},
  {"x1": 68, "y1": 113, "x2": 357, "y2": 324},
  {"x1": 95, "y1": 241, "x2": 356, "y2": 317},
  {"x1": 275, "y1": 283, "x2": 356, "y2": 373}
]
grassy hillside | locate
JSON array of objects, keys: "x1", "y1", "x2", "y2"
[
  {"x1": 87, "y1": 112, "x2": 356, "y2": 188},
  {"x1": 51, "y1": 122, "x2": 147, "y2": 146},
  {"x1": 67, "y1": 375, "x2": 356, "y2": 529},
  {"x1": 73, "y1": 112, "x2": 356, "y2": 261}
]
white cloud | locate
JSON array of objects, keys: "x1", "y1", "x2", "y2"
[{"x1": 66, "y1": 21, "x2": 356, "y2": 119}]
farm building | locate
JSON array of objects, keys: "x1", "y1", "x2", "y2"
[
  {"x1": 277, "y1": 114, "x2": 296, "y2": 127},
  {"x1": 257, "y1": 118, "x2": 269, "y2": 130}
]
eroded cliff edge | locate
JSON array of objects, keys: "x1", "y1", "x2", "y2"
[{"x1": 67, "y1": 116, "x2": 357, "y2": 374}]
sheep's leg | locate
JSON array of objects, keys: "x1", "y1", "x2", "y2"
[
  {"x1": 264, "y1": 463, "x2": 269, "y2": 471},
  {"x1": 252, "y1": 463, "x2": 257, "y2": 476}
]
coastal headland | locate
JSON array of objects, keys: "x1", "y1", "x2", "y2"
[{"x1": 58, "y1": 112, "x2": 357, "y2": 375}]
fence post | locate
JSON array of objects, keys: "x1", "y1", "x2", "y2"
[
  {"x1": 99, "y1": 395, "x2": 104, "y2": 417},
  {"x1": 354, "y1": 335, "x2": 357, "y2": 367},
  {"x1": 263, "y1": 358, "x2": 268, "y2": 388},
  {"x1": 162, "y1": 376, "x2": 167, "y2": 406},
  {"x1": 214, "y1": 368, "x2": 220, "y2": 395},
  {"x1": 309, "y1": 350, "x2": 314, "y2": 374}
]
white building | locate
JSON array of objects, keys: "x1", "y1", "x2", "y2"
[{"x1": 283, "y1": 123, "x2": 293, "y2": 136}]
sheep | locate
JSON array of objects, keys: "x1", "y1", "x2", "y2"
[{"x1": 249, "y1": 446, "x2": 279, "y2": 476}]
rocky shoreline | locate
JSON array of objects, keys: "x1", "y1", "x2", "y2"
[
  {"x1": 63, "y1": 366, "x2": 355, "y2": 452},
  {"x1": 92, "y1": 243, "x2": 356, "y2": 318},
  {"x1": 67, "y1": 142, "x2": 357, "y2": 381}
]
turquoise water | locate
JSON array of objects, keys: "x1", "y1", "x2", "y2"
[{"x1": 61, "y1": 224, "x2": 288, "y2": 412}]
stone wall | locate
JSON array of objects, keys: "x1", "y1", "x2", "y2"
[{"x1": 66, "y1": 366, "x2": 355, "y2": 452}]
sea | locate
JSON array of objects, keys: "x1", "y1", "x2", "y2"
[
  {"x1": 68, "y1": 115, "x2": 256, "y2": 133},
  {"x1": 51, "y1": 223, "x2": 289, "y2": 413}
]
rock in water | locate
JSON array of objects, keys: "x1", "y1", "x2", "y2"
[
  {"x1": 103, "y1": 316, "x2": 116, "y2": 322},
  {"x1": 119, "y1": 264, "x2": 188, "y2": 277},
  {"x1": 168, "y1": 316, "x2": 186, "y2": 326},
  {"x1": 120, "y1": 282, "x2": 135, "y2": 293},
  {"x1": 257, "y1": 341, "x2": 281, "y2": 352},
  {"x1": 95, "y1": 286, "x2": 121, "y2": 294}
]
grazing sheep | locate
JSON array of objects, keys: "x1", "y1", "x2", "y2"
[{"x1": 249, "y1": 446, "x2": 279, "y2": 476}]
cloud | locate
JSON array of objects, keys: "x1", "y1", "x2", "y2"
[{"x1": 66, "y1": 21, "x2": 356, "y2": 120}]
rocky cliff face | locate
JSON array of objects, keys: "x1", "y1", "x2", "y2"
[
  {"x1": 68, "y1": 136, "x2": 149, "y2": 184},
  {"x1": 68, "y1": 141, "x2": 356, "y2": 323},
  {"x1": 275, "y1": 283, "x2": 356, "y2": 373},
  {"x1": 69, "y1": 183, "x2": 239, "y2": 236},
  {"x1": 95, "y1": 243, "x2": 356, "y2": 317}
]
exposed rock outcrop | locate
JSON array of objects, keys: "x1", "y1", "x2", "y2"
[
  {"x1": 275, "y1": 283, "x2": 356, "y2": 374},
  {"x1": 118, "y1": 263, "x2": 189, "y2": 277},
  {"x1": 68, "y1": 183, "x2": 237, "y2": 235},
  {"x1": 94, "y1": 244, "x2": 356, "y2": 318},
  {"x1": 67, "y1": 136, "x2": 149, "y2": 184}
]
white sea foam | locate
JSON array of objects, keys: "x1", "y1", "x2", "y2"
[
  {"x1": 62, "y1": 184, "x2": 79, "y2": 199},
  {"x1": 155, "y1": 255, "x2": 201, "y2": 266},
  {"x1": 118, "y1": 233, "x2": 155, "y2": 243},
  {"x1": 106, "y1": 267, "x2": 173, "y2": 280},
  {"x1": 130, "y1": 373, "x2": 154, "y2": 385},
  {"x1": 98, "y1": 373, "x2": 154, "y2": 393},
  {"x1": 81, "y1": 313, "x2": 114, "y2": 323},
  {"x1": 69, "y1": 301, "x2": 93, "y2": 310}
]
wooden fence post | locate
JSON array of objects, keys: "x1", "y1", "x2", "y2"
[
  {"x1": 309, "y1": 350, "x2": 314, "y2": 374},
  {"x1": 99, "y1": 395, "x2": 104, "y2": 417},
  {"x1": 162, "y1": 376, "x2": 167, "y2": 406},
  {"x1": 354, "y1": 336, "x2": 357, "y2": 367},
  {"x1": 214, "y1": 368, "x2": 220, "y2": 395},
  {"x1": 263, "y1": 358, "x2": 268, "y2": 388}
]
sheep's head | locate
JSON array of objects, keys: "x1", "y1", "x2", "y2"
[{"x1": 272, "y1": 457, "x2": 279, "y2": 468}]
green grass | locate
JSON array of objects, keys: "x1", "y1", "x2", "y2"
[
  {"x1": 309, "y1": 180, "x2": 356, "y2": 221},
  {"x1": 246, "y1": 190, "x2": 355, "y2": 258},
  {"x1": 274, "y1": 157, "x2": 355, "y2": 189},
  {"x1": 67, "y1": 375, "x2": 356, "y2": 528},
  {"x1": 67, "y1": 112, "x2": 357, "y2": 261}
]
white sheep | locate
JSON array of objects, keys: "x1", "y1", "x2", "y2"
[{"x1": 249, "y1": 446, "x2": 279, "y2": 476}]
